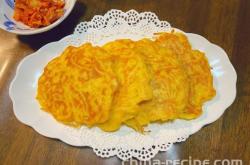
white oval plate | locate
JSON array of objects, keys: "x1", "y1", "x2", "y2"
[{"x1": 9, "y1": 10, "x2": 237, "y2": 161}]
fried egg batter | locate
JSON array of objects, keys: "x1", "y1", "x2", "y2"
[{"x1": 36, "y1": 32, "x2": 216, "y2": 132}]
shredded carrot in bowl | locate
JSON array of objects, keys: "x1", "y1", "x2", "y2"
[{"x1": 13, "y1": 0, "x2": 65, "y2": 28}]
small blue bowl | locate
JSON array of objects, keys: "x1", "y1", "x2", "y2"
[{"x1": 0, "y1": 0, "x2": 76, "y2": 35}]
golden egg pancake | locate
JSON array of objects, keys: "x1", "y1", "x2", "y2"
[
  {"x1": 155, "y1": 32, "x2": 216, "y2": 119},
  {"x1": 125, "y1": 39, "x2": 190, "y2": 131},
  {"x1": 37, "y1": 44, "x2": 117, "y2": 127},
  {"x1": 98, "y1": 42, "x2": 153, "y2": 132}
]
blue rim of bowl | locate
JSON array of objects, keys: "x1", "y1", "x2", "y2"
[{"x1": 5, "y1": 0, "x2": 15, "y2": 9}]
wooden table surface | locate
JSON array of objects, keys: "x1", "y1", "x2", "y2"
[{"x1": 0, "y1": 0, "x2": 249, "y2": 164}]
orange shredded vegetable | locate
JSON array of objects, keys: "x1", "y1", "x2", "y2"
[{"x1": 13, "y1": 0, "x2": 65, "y2": 28}]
